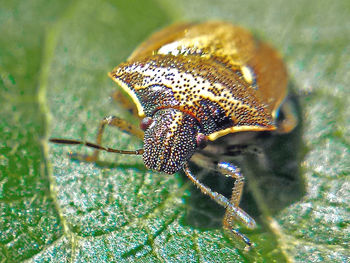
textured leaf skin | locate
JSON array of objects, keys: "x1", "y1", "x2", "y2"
[{"x1": 0, "y1": 0, "x2": 348, "y2": 262}]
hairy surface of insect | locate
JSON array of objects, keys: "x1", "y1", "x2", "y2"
[{"x1": 51, "y1": 21, "x2": 298, "y2": 249}]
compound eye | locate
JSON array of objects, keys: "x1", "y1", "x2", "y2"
[
  {"x1": 196, "y1": 133, "x2": 208, "y2": 149},
  {"x1": 140, "y1": 117, "x2": 154, "y2": 131}
]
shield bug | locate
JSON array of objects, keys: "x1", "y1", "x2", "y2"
[{"x1": 50, "y1": 21, "x2": 298, "y2": 249}]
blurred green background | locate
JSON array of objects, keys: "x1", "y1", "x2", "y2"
[{"x1": 0, "y1": 0, "x2": 349, "y2": 262}]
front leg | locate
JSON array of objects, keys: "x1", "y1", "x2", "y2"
[
  {"x1": 183, "y1": 163, "x2": 256, "y2": 249},
  {"x1": 79, "y1": 115, "x2": 143, "y2": 162},
  {"x1": 218, "y1": 162, "x2": 244, "y2": 207},
  {"x1": 218, "y1": 162, "x2": 256, "y2": 249}
]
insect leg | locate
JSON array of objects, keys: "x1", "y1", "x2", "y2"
[
  {"x1": 223, "y1": 144, "x2": 264, "y2": 158},
  {"x1": 217, "y1": 162, "x2": 257, "y2": 249},
  {"x1": 217, "y1": 162, "x2": 244, "y2": 207},
  {"x1": 189, "y1": 153, "x2": 216, "y2": 171},
  {"x1": 276, "y1": 99, "x2": 298, "y2": 134},
  {"x1": 79, "y1": 115, "x2": 144, "y2": 162},
  {"x1": 224, "y1": 144, "x2": 268, "y2": 170},
  {"x1": 183, "y1": 163, "x2": 255, "y2": 248},
  {"x1": 111, "y1": 90, "x2": 139, "y2": 117}
]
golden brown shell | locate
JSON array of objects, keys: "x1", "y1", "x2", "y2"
[{"x1": 109, "y1": 21, "x2": 288, "y2": 140}]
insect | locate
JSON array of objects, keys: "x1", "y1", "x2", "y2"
[{"x1": 50, "y1": 21, "x2": 298, "y2": 249}]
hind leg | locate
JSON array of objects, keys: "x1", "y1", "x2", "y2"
[{"x1": 276, "y1": 99, "x2": 298, "y2": 134}]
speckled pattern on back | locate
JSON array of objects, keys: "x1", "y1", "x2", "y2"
[{"x1": 109, "y1": 21, "x2": 288, "y2": 139}]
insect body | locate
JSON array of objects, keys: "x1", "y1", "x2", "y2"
[{"x1": 50, "y1": 21, "x2": 297, "y2": 249}]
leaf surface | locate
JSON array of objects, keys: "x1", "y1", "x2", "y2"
[{"x1": 0, "y1": 0, "x2": 349, "y2": 262}]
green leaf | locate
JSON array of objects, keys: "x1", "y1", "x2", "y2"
[{"x1": 1, "y1": 0, "x2": 349, "y2": 262}]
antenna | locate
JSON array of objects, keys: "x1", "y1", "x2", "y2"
[{"x1": 49, "y1": 138, "x2": 144, "y2": 155}]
